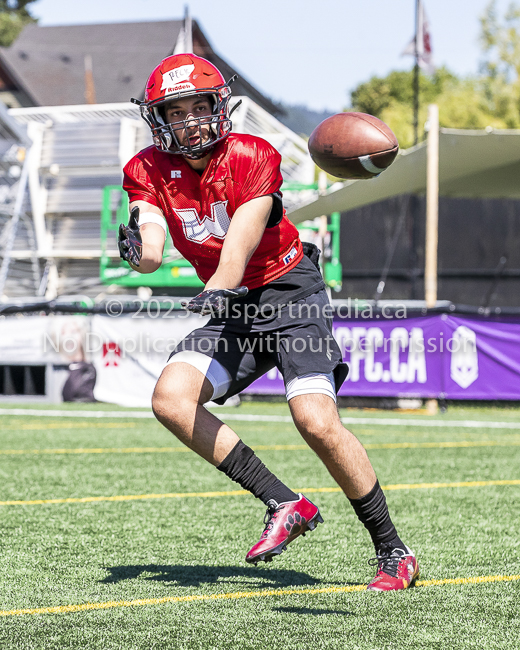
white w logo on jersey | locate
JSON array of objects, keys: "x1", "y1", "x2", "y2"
[{"x1": 173, "y1": 201, "x2": 231, "y2": 243}]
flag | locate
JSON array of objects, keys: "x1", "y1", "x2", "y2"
[{"x1": 402, "y1": 0, "x2": 434, "y2": 74}]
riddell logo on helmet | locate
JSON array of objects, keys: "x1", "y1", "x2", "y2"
[
  {"x1": 162, "y1": 82, "x2": 195, "y2": 94},
  {"x1": 161, "y1": 65, "x2": 195, "y2": 91}
]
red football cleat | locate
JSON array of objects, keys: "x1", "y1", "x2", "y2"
[
  {"x1": 367, "y1": 545, "x2": 419, "y2": 591},
  {"x1": 245, "y1": 494, "x2": 324, "y2": 564}
]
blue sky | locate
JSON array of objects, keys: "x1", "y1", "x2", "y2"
[{"x1": 32, "y1": 0, "x2": 511, "y2": 111}]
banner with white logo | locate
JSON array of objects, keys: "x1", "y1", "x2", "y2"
[
  {"x1": 90, "y1": 313, "x2": 206, "y2": 407},
  {"x1": 2, "y1": 313, "x2": 520, "y2": 403},
  {"x1": 246, "y1": 314, "x2": 520, "y2": 400}
]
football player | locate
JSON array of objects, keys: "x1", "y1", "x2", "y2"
[{"x1": 119, "y1": 54, "x2": 419, "y2": 591}]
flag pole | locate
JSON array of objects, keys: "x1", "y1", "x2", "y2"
[
  {"x1": 413, "y1": 0, "x2": 419, "y2": 145},
  {"x1": 425, "y1": 103, "x2": 439, "y2": 308},
  {"x1": 84, "y1": 55, "x2": 96, "y2": 105}
]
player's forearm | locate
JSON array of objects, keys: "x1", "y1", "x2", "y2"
[
  {"x1": 207, "y1": 226, "x2": 263, "y2": 288},
  {"x1": 205, "y1": 256, "x2": 247, "y2": 290},
  {"x1": 129, "y1": 244, "x2": 163, "y2": 274}
]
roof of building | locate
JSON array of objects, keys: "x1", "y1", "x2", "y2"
[{"x1": 0, "y1": 20, "x2": 281, "y2": 114}]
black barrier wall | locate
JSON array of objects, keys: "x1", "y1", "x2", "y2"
[{"x1": 338, "y1": 196, "x2": 520, "y2": 307}]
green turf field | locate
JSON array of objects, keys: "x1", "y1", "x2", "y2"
[{"x1": 0, "y1": 402, "x2": 519, "y2": 649}]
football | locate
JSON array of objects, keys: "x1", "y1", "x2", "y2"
[{"x1": 308, "y1": 112, "x2": 399, "y2": 180}]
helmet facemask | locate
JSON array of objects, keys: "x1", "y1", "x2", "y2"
[{"x1": 140, "y1": 85, "x2": 233, "y2": 159}]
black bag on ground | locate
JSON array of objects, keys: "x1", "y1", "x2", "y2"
[{"x1": 62, "y1": 362, "x2": 97, "y2": 402}]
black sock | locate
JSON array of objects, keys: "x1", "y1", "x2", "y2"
[
  {"x1": 348, "y1": 480, "x2": 407, "y2": 553},
  {"x1": 217, "y1": 440, "x2": 299, "y2": 507}
]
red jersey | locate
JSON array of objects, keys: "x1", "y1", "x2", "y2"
[{"x1": 123, "y1": 134, "x2": 302, "y2": 289}]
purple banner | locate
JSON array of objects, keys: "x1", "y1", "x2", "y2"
[{"x1": 244, "y1": 314, "x2": 520, "y2": 400}]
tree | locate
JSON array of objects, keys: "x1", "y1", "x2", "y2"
[
  {"x1": 479, "y1": 0, "x2": 520, "y2": 127},
  {"x1": 350, "y1": 68, "x2": 456, "y2": 119},
  {"x1": 0, "y1": 0, "x2": 37, "y2": 47},
  {"x1": 348, "y1": 68, "x2": 502, "y2": 148}
]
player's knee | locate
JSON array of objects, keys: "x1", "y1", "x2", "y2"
[
  {"x1": 293, "y1": 412, "x2": 332, "y2": 442},
  {"x1": 152, "y1": 366, "x2": 210, "y2": 426},
  {"x1": 151, "y1": 381, "x2": 172, "y2": 422},
  {"x1": 152, "y1": 374, "x2": 185, "y2": 421}
]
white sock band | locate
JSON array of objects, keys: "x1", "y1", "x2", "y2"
[
  {"x1": 138, "y1": 212, "x2": 168, "y2": 236},
  {"x1": 167, "y1": 351, "x2": 232, "y2": 401},
  {"x1": 285, "y1": 372, "x2": 336, "y2": 402}
]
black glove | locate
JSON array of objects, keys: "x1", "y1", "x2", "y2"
[
  {"x1": 118, "y1": 206, "x2": 142, "y2": 267},
  {"x1": 187, "y1": 286, "x2": 249, "y2": 316}
]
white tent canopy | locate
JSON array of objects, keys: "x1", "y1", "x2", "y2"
[{"x1": 288, "y1": 128, "x2": 520, "y2": 224}]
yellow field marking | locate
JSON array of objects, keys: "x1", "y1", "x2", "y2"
[
  {"x1": 1, "y1": 574, "x2": 518, "y2": 617},
  {"x1": 298, "y1": 480, "x2": 520, "y2": 493},
  {"x1": 300, "y1": 480, "x2": 520, "y2": 493},
  {"x1": 1, "y1": 479, "x2": 519, "y2": 507},
  {"x1": 364, "y1": 440, "x2": 520, "y2": 450},
  {"x1": 0, "y1": 444, "x2": 309, "y2": 456},
  {"x1": 415, "y1": 574, "x2": 520, "y2": 587},
  {"x1": 381, "y1": 479, "x2": 520, "y2": 490},
  {"x1": 357, "y1": 428, "x2": 520, "y2": 439},
  {"x1": 0, "y1": 490, "x2": 248, "y2": 506},
  {"x1": 2, "y1": 439, "x2": 520, "y2": 456},
  {"x1": 0, "y1": 447, "x2": 192, "y2": 456},
  {"x1": 1, "y1": 422, "x2": 136, "y2": 430}
]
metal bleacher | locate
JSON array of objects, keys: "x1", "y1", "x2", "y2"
[
  {"x1": 0, "y1": 102, "x2": 40, "y2": 299},
  {"x1": 1, "y1": 98, "x2": 315, "y2": 299}
]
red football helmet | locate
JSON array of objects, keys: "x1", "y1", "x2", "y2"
[{"x1": 135, "y1": 54, "x2": 234, "y2": 159}]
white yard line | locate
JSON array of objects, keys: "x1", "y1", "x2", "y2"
[{"x1": 1, "y1": 408, "x2": 520, "y2": 429}]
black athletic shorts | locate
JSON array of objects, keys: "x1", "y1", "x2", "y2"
[{"x1": 167, "y1": 255, "x2": 349, "y2": 404}]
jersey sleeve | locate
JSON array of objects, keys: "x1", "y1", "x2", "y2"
[
  {"x1": 122, "y1": 155, "x2": 160, "y2": 207},
  {"x1": 235, "y1": 140, "x2": 284, "y2": 208}
]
